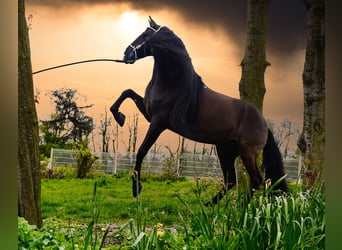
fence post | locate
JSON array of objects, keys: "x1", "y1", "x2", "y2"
[
  {"x1": 113, "y1": 151, "x2": 118, "y2": 175},
  {"x1": 297, "y1": 154, "x2": 303, "y2": 184},
  {"x1": 176, "y1": 152, "x2": 180, "y2": 176},
  {"x1": 50, "y1": 148, "x2": 54, "y2": 167}
]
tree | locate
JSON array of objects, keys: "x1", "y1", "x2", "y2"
[
  {"x1": 18, "y1": 0, "x2": 42, "y2": 228},
  {"x1": 268, "y1": 119, "x2": 300, "y2": 159},
  {"x1": 111, "y1": 122, "x2": 120, "y2": 174},
  {"x1": 126, "y1": 113, "x2": 139, "y2": 157},
  {"x1": 236, "y1": 0, "x2": 270, "y2": 188},
  {"x1": 297, "y1": 0, "x2": 325, "y2": 189},
  {"x1": 39, "y1": 88, "x2": 94, "y2": 157},
  {"x1": 239, "y1": 0, "x2": 270, "y2": 112},
  {"x1": 99, "y1": 107, "x2": 112, "y2": 152},
  {"x1": 112, "y1": 122, "x2": 120, "y2": 154}
]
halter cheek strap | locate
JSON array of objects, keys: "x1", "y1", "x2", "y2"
[{"x1": 129, "y1": 44, "x2": 139, "y2": 62}]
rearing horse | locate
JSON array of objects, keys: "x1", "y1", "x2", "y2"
[{"x1": 110, "y1": 16, "x2": 288, "y2": 204}]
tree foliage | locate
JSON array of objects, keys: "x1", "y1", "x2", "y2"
[{"x1": 39, "y1": 88, "x2": 94, "y2": 157}]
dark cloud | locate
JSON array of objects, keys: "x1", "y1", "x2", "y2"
[
  {"x1": 27, "y1": 0, "x2": 307, "y2": 58},
  {"x1": 267, "y1": 1, "x2": 307, "y2": 56}
]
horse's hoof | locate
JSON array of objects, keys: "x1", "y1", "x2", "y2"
[
  {"x1": 132, "y1": 170, "x2": 138, "y2": 180},
  {"x1": 114, "y1": 111, "x2": 125, "y2": 127}
]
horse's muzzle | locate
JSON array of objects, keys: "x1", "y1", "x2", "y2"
[{"x1": 123, "y1": 54, "x2": 136, "y2": 64}]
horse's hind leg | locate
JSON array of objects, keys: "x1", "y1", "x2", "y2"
[
  {"x1": 207, "y1": 144, "x2": 238, "y2": 205},
  {"x1": 110, "y1": 89, "x2": 150, "y2": 126},
  {"x1": 240, "y1": 147, "x2": 263, "y2": 195}
]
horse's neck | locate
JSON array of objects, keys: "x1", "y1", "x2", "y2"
[{"x1": 152, "y1": 50, "x2": 193, "y2": 84}]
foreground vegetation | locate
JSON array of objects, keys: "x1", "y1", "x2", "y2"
[{"x1": 18, "y1": 173, "x2": 325, "y2": 249}]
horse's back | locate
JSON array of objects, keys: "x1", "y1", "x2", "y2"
[{"x1": 197, "y1": 87, "x2": 268, "y2": 147}]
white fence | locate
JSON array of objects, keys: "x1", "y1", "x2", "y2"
[{"x1": 50, "y1": 148, "x2": 302, "y2": 181}]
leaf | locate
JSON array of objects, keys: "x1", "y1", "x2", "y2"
[{"x1": 131, "y1": 232, "x2": 145, "y2": 248}]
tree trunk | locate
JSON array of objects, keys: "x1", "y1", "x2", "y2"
[
  {"x1": 132, "y1": 113, "x2": 139, "y2": 154},
  {"x1": 239, "y1": 0, "x2": 270, "y2": 112},
  {"x1": 297, "y1": 0, "x2": 325, "y2": 189},
  {"x1": 18, "y1": 0, "x2": 42, "y2": 228},
  {"x1": 237, "y1": 0, "x2": 270, "y2": 189},
  {"x1": 101, "y1": 108, "x2": 109, "y2": 152}
]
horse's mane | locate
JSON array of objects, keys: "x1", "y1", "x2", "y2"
[{"x1": 149, "y1": 27, "x2": 204, "y2": 129}]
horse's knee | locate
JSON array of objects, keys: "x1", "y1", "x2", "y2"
[
  {"x1": 114, "y1": 111, "x2": 126, "y2": 127},
  {"x1": 123, "y1": 89, "x2": 134, "y2": 95},
  {"x1": 109, "y1": 103, "x2": 117, "y2": 114}
]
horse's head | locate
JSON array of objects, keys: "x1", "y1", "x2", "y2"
[{"x1": 123, "y1": 16, "x2": 163, "y2": 64}]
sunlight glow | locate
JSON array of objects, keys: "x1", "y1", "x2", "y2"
[{"x1": 119, "y1": 11, "x2": 142, "y2": 37}]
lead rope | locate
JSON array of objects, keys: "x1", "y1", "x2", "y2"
[
  {"x1": 32, "y1": 26, "x2": 164, "y2": 74},
  {"x1": 32, "y1": 58, "x2": 126, "y2": 75}
]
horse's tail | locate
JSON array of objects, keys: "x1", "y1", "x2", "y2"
[{"x1": 263, "y1": 129, "x2": 289, "y2": 192}]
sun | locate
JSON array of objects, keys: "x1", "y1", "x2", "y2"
[{"x1": 119, "y1": 11, "x2": 144, "y2": 37}]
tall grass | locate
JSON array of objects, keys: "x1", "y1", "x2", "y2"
[
  {"x1": 21, "y1": 176, "x2": 325, "y2": 249},
  {"x1": 113, "y1": 176, "x2": 174, "y2": 249},
  {"x1": 109, "y1": 177, "x2": 324, "y2": 249},
  {"x1": 172, "y1": 179, "x2": 325, "y2": 249},
  {"x1": 83, "y1": 182, "x2": 109, "y2": 250}
]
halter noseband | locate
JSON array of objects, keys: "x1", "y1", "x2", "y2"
[{"x1": 127, "y1": 26, "x2": 163, "y2": 63}]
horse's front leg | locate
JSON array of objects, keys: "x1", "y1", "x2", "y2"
[
  {"x1": 132, "y1": 121, "x2": 165, "y2": 197},
  {"x1": 110, "y1": 89, "x2": 150, "y2": 127}
]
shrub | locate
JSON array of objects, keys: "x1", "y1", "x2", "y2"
[
  {"x1": 19, "y1": 182, "x2": 110, "y2": 250},
  {"x1": 51, "y1": 164, "x2": 76, "y2": 179},
  {"x1": 18, "y1": 217, "x2": 73, "y2": 249},
  {"x1": 73, "y1": 141, "x2": 100, "y2": 179}
]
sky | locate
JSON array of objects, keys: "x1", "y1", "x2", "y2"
[{"x1": 26, "y1": 0, "x2": 307, "y2": 153}]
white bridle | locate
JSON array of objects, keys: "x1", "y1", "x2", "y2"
[{"x1": 127, "y1": 26, "x2": 164, "y2": 63}]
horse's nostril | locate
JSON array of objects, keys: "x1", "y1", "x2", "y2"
[{"x1": 123, "y1": 53, "x2": 136, "y2": 64}]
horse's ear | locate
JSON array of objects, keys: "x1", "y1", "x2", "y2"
[{"x1": 148, "y1": 16, "x2": 159, "y2": 29}]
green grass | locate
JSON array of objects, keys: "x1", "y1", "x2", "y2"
[
  {"x1": 30, "y1": 174, "x2": 325, "y2": 249},
  {"x1": 41, "y1": 174, "x2": 216, "y2": 226}
]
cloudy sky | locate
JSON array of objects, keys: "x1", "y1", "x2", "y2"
[{"x1": 26, "y1": 0, "x2": 307, "y2": 152}]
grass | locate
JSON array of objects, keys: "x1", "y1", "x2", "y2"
[
  {"x1": 26, "y1": 173, "x2": 325, "y2": 249},
  {"x1": 41, "y1": 173, "x2": 218, "y2": 226}
]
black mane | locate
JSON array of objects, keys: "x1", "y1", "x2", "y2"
[{"x1": 149, "y1": 27, "x2": 204, "y2": 129}]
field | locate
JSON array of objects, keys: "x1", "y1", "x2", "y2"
[
  {"x1": 18, "y1": 173, "x2": 325, "y2": 249},
  {"x1": 40, "y1": 174, "x2": 209, "y2": 226}
]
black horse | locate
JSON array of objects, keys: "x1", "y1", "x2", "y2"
[{"x1": 110, "y1": 16, "x2": 288, "y2": 204}]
